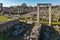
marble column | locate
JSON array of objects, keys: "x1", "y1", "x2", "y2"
[
  {"x1": 49, "y1": 5, "x2": 51, "y2": 26},
  {"x1": 18, "y1": 7, "x2": 19, "y2": 13},
  {"x1": 37, "y1": 5, "x2": 40, "y2": 25}
]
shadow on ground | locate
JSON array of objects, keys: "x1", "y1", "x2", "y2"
[
  {"x1": 39, "y1": 24, "x2": 60, "y2": 40},
  {"x1": 3, "y1": 23, "x2": 35, "y2": 40}
]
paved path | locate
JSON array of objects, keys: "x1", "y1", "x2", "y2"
[{"x1": 29, "y1": 24, "x2": 41, "y2": 40}]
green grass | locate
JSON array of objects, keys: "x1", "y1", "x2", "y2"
[
  {"x1": 0, "y1": 14, "x2": 60, "y2": 24},
  {"x1": 40, "y1": 21, "x2": 60, "y2": 24},
  {"x1": 0, "y1": 15, "x2": 8, "y2": 22},
  {"x1": 0, "y1": 33, "x2": 3, "y2": 40}
]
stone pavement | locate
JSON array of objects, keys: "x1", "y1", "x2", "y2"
[{"x1": 29, "y1": 24, "x2": 41, "y2": 40}]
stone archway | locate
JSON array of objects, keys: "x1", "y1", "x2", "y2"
[{"x1": 37, "y1": 3, "x2": 51, "y2": 26}]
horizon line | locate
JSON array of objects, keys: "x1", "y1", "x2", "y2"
[{"x1": 1, "y1": 3, "x2": 60, "y2": 7}]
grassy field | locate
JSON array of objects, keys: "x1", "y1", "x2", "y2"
[
  {"x1": 40, "y1": 21, "x2": 60, "y2": 24},
  {"x1": 0, "y1": 15, "x2": 8, "y2": 22},
  {"x1": 0, "y1": 14, "x2": 60, "y2": 24}
]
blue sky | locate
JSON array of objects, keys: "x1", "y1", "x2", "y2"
[{"x1": 0, "y1": 0, "x2": 60, "y2": 7}]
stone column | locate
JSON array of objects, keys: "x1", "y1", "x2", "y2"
[
  {"x1": 18, "y1": 7, "x2": 19, "y2": 13},
  {"x1": 37, "y1": 5, "x2": 40, "y2": 25},
  {"x1": 30, "y1": 13, "x2": 34, "y2": 23},
  {"x1": 49, "y1": 5, "x2": 51, "y2": 26}
]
